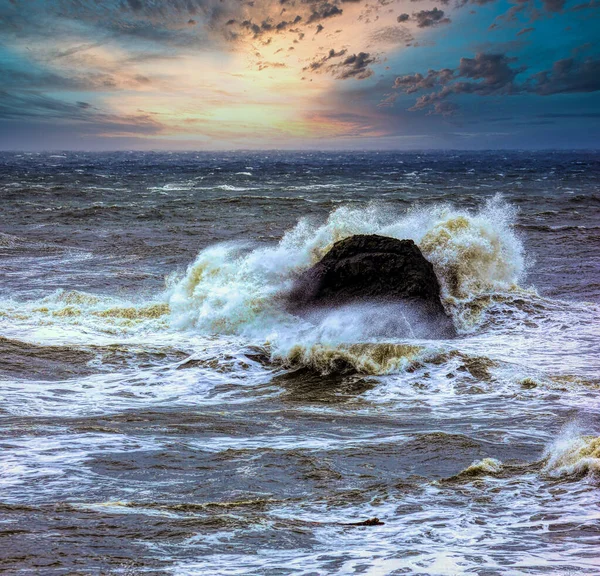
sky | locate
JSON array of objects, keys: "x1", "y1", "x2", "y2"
[{"x1": 0, "y1": 0, "x2": 598, "y2": 150}]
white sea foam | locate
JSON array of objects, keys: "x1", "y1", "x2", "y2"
[
  {"x1": 543, "y1": 424, "x2": 600, "y2": 478},
  {"x1": 0, "y1": 198, "x2": 528, "y2": 375},
  {"x1": 167, "y1": 197, "x2": 526, "y2": 372}
]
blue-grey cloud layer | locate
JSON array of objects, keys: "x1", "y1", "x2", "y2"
[{"x1": 0, "y1": 0, "x2": 598, "y2": 148}]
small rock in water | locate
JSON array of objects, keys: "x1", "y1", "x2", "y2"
[{"x1": 342, "y1": 517, "x2": 385, "y2": 526}]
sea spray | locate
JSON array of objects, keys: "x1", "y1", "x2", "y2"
[
  {"x1": 166, "y1": 197, "x2": 526, "y2": 372},
  {"x1": 0, "y1": 198, "x2": 527, "y2": 374},
  {"x1": 543, "y1": 424, "x2": 600, "y2": 478}
]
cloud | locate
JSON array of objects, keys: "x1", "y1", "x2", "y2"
[
  {"x1": 541, "y1": 0, "x2": 567, "y2": 11},
  {"x1": 330, "y1": 52, "x2": 377, "y2": 80},
  {"x1": 516, "y1": 27, "x2": 535, "y2": 36},
  {"x1": 393, "y1": 8, "x2": 451, "y2": 28},
  {"x1": 410, "y1": 0, "x2": 452, "y2": 4},
  {"x1": 413, "y1": 8, "x2": 451, "y2": 28},
  {"x1": 394, "y1": 68, "x2": 454, "y2": 92},
  {"x1": 486, "y1": 0, "x2": 587, "y2": 32},
  {"x1": 2, "y1": 0, "x2": 597, "y2": 148},
  {"x1": 572, "y1": 0, "x2": 600, "y2": 10},
  {"x1": 431, "y1": 101, "x2": 460, "y2": 115},
  {"x1": 526, "y1": 57, "x2": 600, "y2": 95},
  {"x1": 304, "y1": 49, "x2": 375, "y2": 80},
  {"x1": 395, "y1": 52, "x2": 524, "y2": 98},
  {"x1": 257, "y1": 61, "x2": 288, "y2": 71},
  {"x1": 304, "y1": 48, "x2": 348, "y2": 72},
  {"x1": 369, "y1": 25, "x2": 413, "y2": 45},
  {"x1": 0, "y1": 89, "x2": 162, "y2": 136},
  {"x1": 393, "y1": 52, "x2": 600, "y2": 114},
  {"x1": 457, "y1": 52, "x2": 522, "y2": 88},
  {"x1": 306, "y1": 3, "x2": 343, "y2": 23},
  {"x1": 393, "y1": 53, "x2": 526, "y2": 113}
]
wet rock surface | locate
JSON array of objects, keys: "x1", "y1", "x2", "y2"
[{"x1": 287, "y1": 234, "x2": 455, "y2": 338}]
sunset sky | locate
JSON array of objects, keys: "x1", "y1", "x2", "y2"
[{"x1": 0, "y1": 0, "x2": 598, "y2": 149}]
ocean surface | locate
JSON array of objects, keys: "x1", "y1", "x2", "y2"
[{"x1": 0, "y1": 150, "x2": 599, "y2": 575}]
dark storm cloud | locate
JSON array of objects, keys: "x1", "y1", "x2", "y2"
[
  {"x1": 541, "y1": 0, "x2": 566, "y2": 11},
  {"x1": 457, "y1": 53, "x2": 523, "y2": 88},
  {"x1": 526, "y1": 57, "x2": 600, "y2": 95},
  {"x1": 393, "y1": 53, "x2": 526, "y2": 113},
  {"x1": 199, "y1": 0, "x2": 343, "y2": 39},
  {"x1": 394, "y1": 9, "x2": 450, "y2": 28},
  {"x1": 393, "y1": 53, "x2": 600, "y2": 114},
  {"x1": 394, "y1": 68, "x2": 455, "y2": 92},
  {"x1": 395, "y1": 53, "x2": 521, "y2": 97},
  {"x1": 303, "y1": 48, "x2": 348, "y2": 71},
  {"x1": 305, "y1": 49, "x2": 376, "y2": 79},
  {"x1": 413, "y1": 8, "x2": 451, "y2": 28},
  {"x1": 331, "y1": 52, "x2": 376, "y2": 79},
  {"x1": 396, "y1": 8, "x2": 451, "y2": 28},
  {"x1": 306, "y1": 3, "x2": 343, "y2": 23}
]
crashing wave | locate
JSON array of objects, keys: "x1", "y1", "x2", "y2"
[
  {"x1": 280, "y1": 342, "x2": 424, "y2": 375},
  {"x1": 0, "y1": 289, "x2": 170, "y2": 339},
  {"x1": 442, "y1": 458, "x2": 504, "y2": 482},
  {"x1": 543, "y1": 427, "x2": 600, "y2": 478},
  {"x1": 166, "y1": 196, "x2": 526, "y2": 373},
  {"x1": 0, "y1": 198, "x2": 527, "y2": 374}
]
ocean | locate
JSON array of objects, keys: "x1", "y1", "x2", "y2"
[{"x1": 1, "y1": 150, "x2": 599, "y2": 575}]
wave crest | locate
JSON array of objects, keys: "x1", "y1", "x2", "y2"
[
  {"x1": 419, "y1": 203, "x2": 524, "y2": 302},
  {"x1": 281, "y1": 342, "x2": 423, "y2": 375},
  {"x1": 543, "y1": 427, "x2": 600, "y2": 478},
  {"x1": 166, "y1": 197, "x2": 526, "y2": 372},
  {"x1": 452, "y1": 458, "x2": 504, "y2": 479},
  {"x1": 169, "y1": 196, "x2": 524, "y2": 336}
]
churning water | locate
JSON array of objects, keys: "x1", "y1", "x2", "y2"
[{"x1": 0, "y1": 151, "x2": 599, "y2": 574}]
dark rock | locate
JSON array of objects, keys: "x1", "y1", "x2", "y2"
[
  {"x1": 287, "y1": 234, "x2": 455, "y2": 338},
  {"x1": 341, "y1": 517, "x2": 385, "y2": 526}
]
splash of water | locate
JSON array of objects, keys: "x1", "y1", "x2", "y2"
[
  {"x1": 166, "y1": 197, "x2": 525, "y2": 372},
  {"x1": 543, "y1": 425, "x2": 600, "y2": 478},
  {"x1": 0, "y1": 198, "x2": 526, "y2": 374}
]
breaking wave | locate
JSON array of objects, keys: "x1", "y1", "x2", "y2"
[
  {"x1": 167, "y1": 196, "x2": 526, "y2": 372},
  {"x1": 0, "y1": 289, "x2": 170, "y2": 342},
  {"x1": 543, "y1": 426, "x2": 600, "y2": 478},
  {"x1": 0, "y1": 197, "x2": 529, "y2": 374},
  {"x1": 442, "y1": 457, "x2": 505, "y2": 482},
  {"x1": 283, "y1": 342, "x2": 424, "y2": 375}
]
